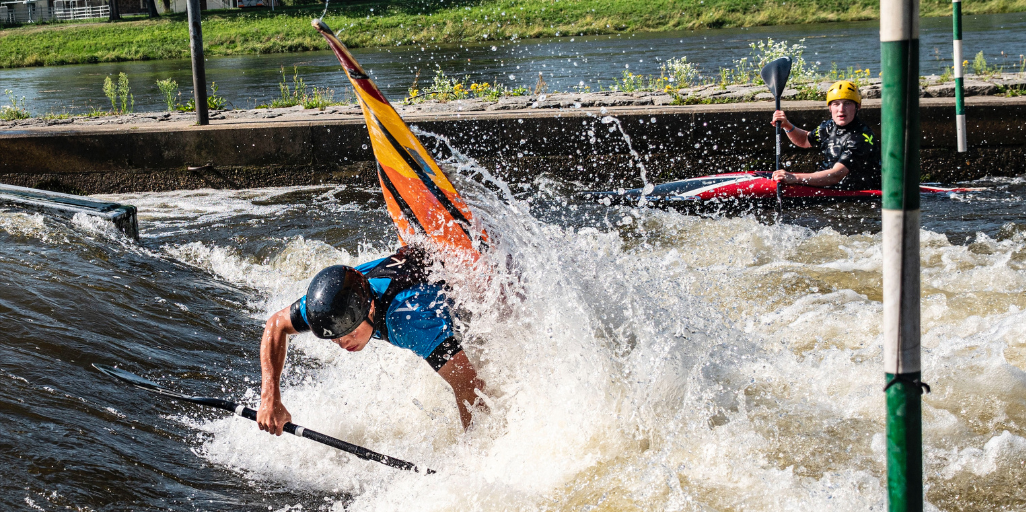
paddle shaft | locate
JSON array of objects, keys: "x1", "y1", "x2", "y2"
[
  {"x1": 775, "y1": 95, "x2": 784, "y2": 210},
  {"x1": 95, "y1": 364, "x2": 433, "y2": 474},
  {"x1": 204, "y1": 398, "x2": 430, "y2": 474},
  {"x1": 761, "y1": 56, "x2": 791, "y2": 212}
]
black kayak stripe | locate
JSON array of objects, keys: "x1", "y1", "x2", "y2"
[
  {"x1": 371, "y1": 114, "x2": 474, "y2": 241},
  {"x1": 378, "y1": 163, "x2": 427, "y2": 236}
]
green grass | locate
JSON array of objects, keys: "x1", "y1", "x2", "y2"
[{"x1": 2, "y1": 0, "x2": 1025, "y2": 69}]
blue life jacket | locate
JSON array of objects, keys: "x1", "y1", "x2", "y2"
[{"x1": 290, "y1": 246, "x2": 459, "y2": 368}]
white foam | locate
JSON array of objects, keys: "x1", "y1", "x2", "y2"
[
  {"x1": 71, "y1": 211, "x2": 128, "y2": 241},
  {"x1": 162, "y1": 236, "x2": 376, "y2": 317},
  {"x1": 93, "y1": 187, "x2": 306, "y2": 224},
  {"x1": 0, "y1": 210, "x2": 68, "y2": 244},
  {"x1": 101, "y1": 175, "x2": 1026, "y2": 509}
]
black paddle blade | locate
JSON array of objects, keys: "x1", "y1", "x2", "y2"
[
  {"x1": 93, "y1": 364, "x2": 192, "y2": 400},
  {"x1": 761, "y1": 56, "x2": 793, "y2": 98},
  {"x1": 95, "y1": 363, "x2": 161, "y2": 389}
]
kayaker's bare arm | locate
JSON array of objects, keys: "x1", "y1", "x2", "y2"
[
  {"x1": 772, "y1": 162, "x2": 850, "y2": 187},
  {"x1": 771, "y1": 110, "x2": 812, "y2": 148},
  {"x1": 437, "y1": 351, "x2": 487, "y2": 430},
  {"x1": 258, "y1": 307, "x2": 297, "y2": 436}
]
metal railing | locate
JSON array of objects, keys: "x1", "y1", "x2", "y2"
[{"x1": 52, "y1": 5, "x2": 109, "y2": 20}]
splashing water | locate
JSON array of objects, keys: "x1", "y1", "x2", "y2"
[
  {"x1": 163, "y1": 139, "x2": 1025, "y2": 510},
  {"x1": 3, "y1": 142, "x2": 1026, "y2": 510},
  {"x1": 600, "y1": 115, "x2": 655, "y2": 204}
]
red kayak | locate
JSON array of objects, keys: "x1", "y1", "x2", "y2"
[{"x1": 584, "y1": 172, "x2": 983, "y2": 207}]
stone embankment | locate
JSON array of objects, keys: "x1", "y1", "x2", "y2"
[
  {"x1": 0, "y1": 76, "x2": 1024, "y2": 194},
  {"x1": 3, "y1": 73, "x2": 1024, "y2": 131}
]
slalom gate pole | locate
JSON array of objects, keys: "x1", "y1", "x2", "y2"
[
  {"x1": 952, "y1": 0, "x2": 967, "y2": 152},
  {"x1": 186, "y1": 0, "x2": 209, "y2": 126},
  {"x1": 881, "y1": 0, "x2": 927, "y2": 509}
]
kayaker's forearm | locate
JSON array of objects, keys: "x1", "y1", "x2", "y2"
[
  {"x1": 260, "y1": 310, "x2": 294, "y2": 401},
  {"x1": 260, "y1": 337, "x2": 286, "y2": 401},
  {"x1": 438, "y1": 351, "x2": 487, "y2": 430},
  {"x1": 793, "y1": 165, "x2": 849, "y2": 187},
  {"x1": 786, "y1": 127, "x2": 811, "y2": 148}
]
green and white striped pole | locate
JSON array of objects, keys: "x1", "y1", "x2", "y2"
[
  {"x1": 952, "y1": 0, "x2": 967, "y2": 152},
  {"x1": 881, "y1": 0, "x2": 925, "y2": 509}
]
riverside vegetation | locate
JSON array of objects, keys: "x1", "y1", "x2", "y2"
[
  {"x1": 0, "y1": 89, "x2": 30, "y2": 121},
  {"x1": 404, "y1": 39, "x2": 1026, "y2": 105},
  {"x1": 4, "y1": 40, "x2": 1025, "y2": 122},
  {"x1": 2, "y1": 0, "x2": 1026, "y2": 68},
  {"x1": 261, "y1": 66, "x2": 351, "y2": 109},
  {"x1": 155, "y1": 79, "x2": 230, "y2": 111}
]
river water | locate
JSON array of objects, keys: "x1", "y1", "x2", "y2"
[
  {"x1": 2, "y1": 12, "x2": 1025, "y2": 115},
  {"x1": 2, "y1": 123, "x2": 1026, "y2": 509}
]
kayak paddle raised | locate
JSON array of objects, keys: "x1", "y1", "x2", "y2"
[{"x1": 760, "y1": 56, "x2": 793, "y2": 211}]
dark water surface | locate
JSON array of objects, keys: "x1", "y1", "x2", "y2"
[
  {"x1": 3, "y1": 157, "x2": 1026, "y2": 509},
  {"x1": 1, "y1": 12, "x2": 1024, "y2": 115},
  {"x1": 1, "y1": 187, "x2": 393, "y2": 510}
]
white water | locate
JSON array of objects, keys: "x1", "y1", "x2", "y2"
[{"x1": 91, "y1": 163, "x2": 1026, "y2": 511}]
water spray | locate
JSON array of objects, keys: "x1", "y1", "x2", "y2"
[
  {"x1": 600, "y1": 115, "x2": 653, "y2": 206},
  {"x1": 319, "y1": 0, "x2": 330, "y2": 24}
]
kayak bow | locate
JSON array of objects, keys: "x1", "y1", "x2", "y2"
[{"x1": 312, "y1": 19, "x2": 487, "y2": 262}]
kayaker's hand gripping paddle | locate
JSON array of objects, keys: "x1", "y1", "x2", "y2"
[{"x1": 760, "y1": 56, "x2": 793, "y2": 211}]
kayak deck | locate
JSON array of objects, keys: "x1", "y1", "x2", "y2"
[{"x1": 583, "y1": 172, "x2": 983, "y2": 208}]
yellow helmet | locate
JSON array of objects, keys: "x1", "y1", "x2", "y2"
[{"x1": 826, "y1": 80, "x2": 862, "y2": 107}]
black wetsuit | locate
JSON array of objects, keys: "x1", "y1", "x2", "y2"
[{"x1": 806, "y1": 116, "x2": 882, "y2": 190}]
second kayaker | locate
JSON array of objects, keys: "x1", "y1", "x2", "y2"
[{"x1": 770, "y1": 80, "x2": 882, "y2": 190}]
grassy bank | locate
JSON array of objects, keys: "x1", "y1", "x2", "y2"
[{"x1": 2, "y1": 0, "x2": 1025, "y2": 68}]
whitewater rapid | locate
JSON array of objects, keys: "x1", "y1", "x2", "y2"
[{"x1": 80, "y1": 166, "x2": 1026, "y2": 511}]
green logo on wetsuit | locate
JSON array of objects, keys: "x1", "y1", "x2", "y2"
[{"x1": 863, "y1": 133, "x2": 874, "y2": 145}]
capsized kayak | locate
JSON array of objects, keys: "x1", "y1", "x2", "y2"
[
  {"x1": 583, "y1": 172, "x2": 984, "y2": 207},
  {"x1": 312, "y1": 19, "x2": 488, "y2": 263}
]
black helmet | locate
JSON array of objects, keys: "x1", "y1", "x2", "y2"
[{"x1": 305, "y1": 265, "x2": 372, "y2": 339}]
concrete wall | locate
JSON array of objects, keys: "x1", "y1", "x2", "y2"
[{"x1": 1, "y1": 97, "x2": 1024, "y2": 194}]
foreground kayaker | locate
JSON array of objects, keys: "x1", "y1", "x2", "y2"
[
  {"x1": 770, "y1": 80, "x2": 882, "y2": 189},
  {"x1": 257, "y1": 246, "x2": 486, "y2": 434}
]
